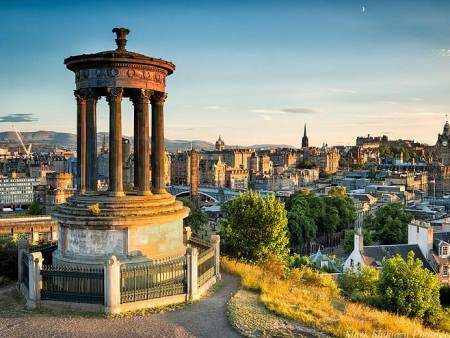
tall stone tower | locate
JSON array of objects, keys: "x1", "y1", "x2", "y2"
[
  {"x1": 301, "y1": 124, "x2": 309, "y2": 148},
  {"x1": 435, "y1": 119, "x2": 450, "y2": 165},
  {"x1": 190, "y1": 148, "x2": 199, "y2": 207},
  {"x1": 53, "y1": 28, "x2": 189, "y2": 266}
]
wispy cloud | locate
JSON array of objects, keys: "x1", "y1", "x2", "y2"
[
  {"x1": 0, "y1": 113, "x2": 38, "y2": 123},
  {"x1": 202, "y1": 106, "x2": 228, "y2": 112},
  {"x1": 329, "y1": 88, "x2": 356, "y2": 94},
  {"x1": 281, "y1": 108, "x2": 321, "y2": 114},
  {"x1": 438, "y1": 49, "x2": 450, "y2": 57},
  {"x1": 250, "y1": 108, "x2": 321, "y2": 115}
]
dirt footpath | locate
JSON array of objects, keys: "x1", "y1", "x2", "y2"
[{"x1": 0, "y1": 274, "x2": 242, "y2": 338}]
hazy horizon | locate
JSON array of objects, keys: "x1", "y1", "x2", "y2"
[{"x1": 1, "y1": 0, "x2": 450, "y2": 147}]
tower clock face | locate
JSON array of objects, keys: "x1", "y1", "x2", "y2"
[{"x1": 443, "y1": 141, "x2": 448, "y2": 147}]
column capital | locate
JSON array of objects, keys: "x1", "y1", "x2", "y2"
[
  {"x1": 74, "y1": 90, "x2": 86, "y2": 104},
  {"x1": 130, "y1": 89, "x2": 153, "y2": 107},
  {"x1": 80, "y1": 88, "x2": 100, "y2": 103},
  {"x1": 106, "y1": 87, "x2": 124, "y2": 103},
  {"x1": 151, "y1": 91, "x2": 167, "y2": 105}
]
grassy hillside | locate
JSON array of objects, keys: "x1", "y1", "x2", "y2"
[{"x1": 222, "y1": 257, "x2": 450, "y2": 337}]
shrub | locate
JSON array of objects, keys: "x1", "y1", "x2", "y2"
[{"x1": 0, "y1": 238, "x2": 18, "y2": 284}]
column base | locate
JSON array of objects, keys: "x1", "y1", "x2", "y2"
[
  {"x1": 84, "y1": 191, "x2": 99, "y2": 196},
  {"x1": 137, "y1": 190, "x2": 153, "y2": 196},
  {"x1": 152, "y1": 188, "x2": 168, "y2": 195},
  {"x1": 109, "y1": 191, "x2": 126, "y2": 197}
]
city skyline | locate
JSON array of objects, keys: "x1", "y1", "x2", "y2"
[{"x1": 1, "y1": 0, "x2": 450, "y2": 147}]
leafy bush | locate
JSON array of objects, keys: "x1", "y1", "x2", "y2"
[
  {"x1": 338, "y1": 266, "x2": 379, "y2": 303},
  {"x1": 0, "y1": 238, "x2": 18, "y2": 284}
]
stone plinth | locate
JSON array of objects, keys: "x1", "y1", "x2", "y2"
[{"x1": 53, "y1": 193, "x2": 189, "y2": 266}]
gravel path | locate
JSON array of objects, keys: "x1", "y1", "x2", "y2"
[{"x1": 0, "y1": 274, "x2": 242, "y2": 338}]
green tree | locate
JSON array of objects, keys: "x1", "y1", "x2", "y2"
[
  {"x1": 220, "y1": 191, "x2": 289, "y2": 263},
  {"x1": 286, "y1": 190, "x2": 323, "y2": 246},
  {"x1": 0, "y1": 238, "x2": 18, "y2": 284},
  {"x1": 325, "y1": 187, "x2": 356, "y2": 232},
  {"x1": 378, "y1": 144, "x2": 394, "y2": 158},
  {"x1": 287, "y1": 199, "x2": 317, "y2": 247},
  {"x1": 338, "y1": 266, "x2": 379, "y2": 303},
  {"x1": 177, "y1": 197, "x2": 209, "y2": 233},
  {"x1": 365, "y1": 202, "x2": 413, "y2": 244},
  {"x1": 27, "y1": 201, "x2": 41, "y2": 215},
  {"x1": 377, "y1": 252, "x2": 442, "y2": 326}
]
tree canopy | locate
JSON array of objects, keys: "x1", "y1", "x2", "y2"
[
  {"x1": 376, "y1": 252, "x2": 442, "y2": 326},
  {"x1": 220, "y1": 190, "x2": 289, "y2": 263},
  {"x1": 177, "y1": 197, "x2": 209, "y2": 233},
  {"x1": 285, "y1": 188, "x2": 356, "y2": 248},
  {"x1": 365, "y1": 202, "x2": 413, "y2": 244}
]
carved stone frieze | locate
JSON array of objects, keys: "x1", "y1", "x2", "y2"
[{"x1": 74, "y1": 66, "x2": 166, "y2": 91}]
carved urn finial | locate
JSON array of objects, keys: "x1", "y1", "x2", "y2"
[{"x1": 112, "y1": 27, "x2": 130, "y2": 51}]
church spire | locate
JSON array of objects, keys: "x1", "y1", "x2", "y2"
[{"x1": 301, "y1": 124, "x2": 309, "y2": 148}]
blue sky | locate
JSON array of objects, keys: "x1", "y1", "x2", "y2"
[{"x1": 1, "y1": 0, "x2": 450, "y2": 147}]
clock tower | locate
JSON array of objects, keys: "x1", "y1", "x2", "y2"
[{"x1": 436, "y1": 119, "x2": 450, "y2": 165}]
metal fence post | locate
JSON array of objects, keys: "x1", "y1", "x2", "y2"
[
  {"x1": 210, "y1": 235, "x2": 221, "y2": 280},
  {"x1": 26, "y1": 252, "x2": 43, "y2": 309},
  {"x1": 104, "y1": 255, "x2": 121, "y2": 314}
]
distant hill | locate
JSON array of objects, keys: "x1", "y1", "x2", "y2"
[{"x1": 0, "y1": 130, "x2": 293, "y2": 152}]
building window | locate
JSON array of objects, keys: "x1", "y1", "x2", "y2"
[
  {"x1": 350, "y1": 259, "x2": 354, "y2": 267},
  {"x1": 441, "y1": 246, "x2": 449, "y2": 257},
  {"x1": 443, "y1": 265, "x2": 449, "y2": 277}
]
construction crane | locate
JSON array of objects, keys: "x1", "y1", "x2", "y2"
[{"x1": 12, "y1": 125, "x2": 32, "y2": 157}]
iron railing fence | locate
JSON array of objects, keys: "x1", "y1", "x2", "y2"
[
  {"x1": 40, "y1": 265, "x2": 104, "y2": 304},
  {"x1": 188, "y1": 237, "x2": 211, "y2": 254},
  {"x1": 197, "y1": 247, "x2": 215, "y2": 287},
  {"x1": 120, "y1": 256, "x2": 187, "y2": 304}
]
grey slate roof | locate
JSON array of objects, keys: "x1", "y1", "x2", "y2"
[{"x1": 361, "y1": 244, "x2": 436, "y2": 272}]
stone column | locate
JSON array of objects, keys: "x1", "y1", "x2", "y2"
[
  {"x1": 137, "y1": 89, "x2": 152, "y2": 195},
  {"x1": 104, "y1": 255, "x2": 121, "y2": 314},
  {"x1": 151, "y1": 92, "x2": 167, "y2": 194},
  {"x1": 132, "y1": 97, "x2": 140, "y2": 189},
  {"x1": 210, "y1": 235, "x2": 221, "y2": 280},
  {"x1": 74, "y1": 91, "x2": 86, "y2": 194},
  {"x1": 107, "y1": 87, "x2": 125, "y2": 197},
  {"x1": 183, "y1": 226, "x2": 192, "y2": 246},
  {"x1": 186, "y1": 247, "x2": 198, "y2": 300},
  {"x1": 85, "y1": 89, "x2": 99, "y2": 193},
  {"x1": 26, "y1": 252, "x2": 43, "y2": 309}
]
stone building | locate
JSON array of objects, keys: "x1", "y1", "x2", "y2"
[
  {"x1": 171, "y1": 151, "x2": 191, "y2": 185},
  {"x1": 198, "y1": 157, "x2": 226, "y2": 187},
  {"x1": 225, "y1": 168, "x2": 249, "y2": 190},
  {"x1": 34, "y1": 172, "x2": 74, "y2": 214},
  {"x1": 305, "y1": 146, "x2": 340, "y2": 174},
  {"x1": 0, "y1": 172, "x2": 40, "y2": 210},
  {"x1": 429, "y1": 120, "x2": 450, "y2": 197}
]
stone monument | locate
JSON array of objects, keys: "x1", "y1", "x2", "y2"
[{"x1": 53, "y1": 28, "x2": 189, "y2": 266}]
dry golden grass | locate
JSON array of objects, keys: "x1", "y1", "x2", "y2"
[{"x1": 221, "y1": 257, "x2": 450, "y2": 338}]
